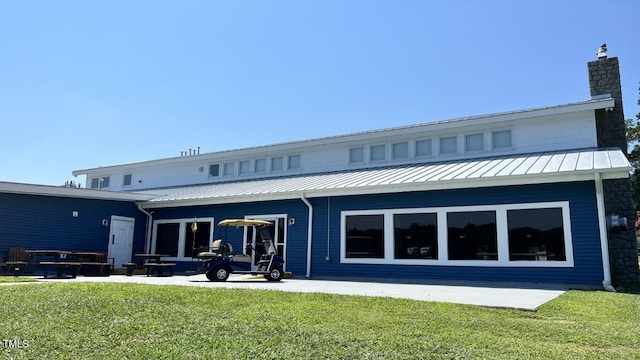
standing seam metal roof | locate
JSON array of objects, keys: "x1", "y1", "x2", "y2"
[{"x1": 140, "y1": 148, "x2": 630, "y2": 206}]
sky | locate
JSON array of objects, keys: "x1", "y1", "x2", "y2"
[{"x1": 1, "y1": 1, "x2": 639, "y2": 187}]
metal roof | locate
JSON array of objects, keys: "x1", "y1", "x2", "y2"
[{"x1": 140, "y1": 148, "x2": 631, "y2": 208}]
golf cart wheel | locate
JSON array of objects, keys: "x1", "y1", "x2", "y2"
[
  {"x1": 207, "y1": 266, "x2": 230, "y2": 282},
  {"x1": 265, "y1": 266, "x2": 284, "y2": 282}
]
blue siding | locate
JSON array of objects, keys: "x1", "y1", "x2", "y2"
[
  {"x1": 150, "y1": 199, "x2": 310, "y2": 275},
  {"x1": 0, "y1": 193, "x2": 147, "y2": 262},
  {"x1": 308, "y1": 181, "x2": 604, "y2": 285}
]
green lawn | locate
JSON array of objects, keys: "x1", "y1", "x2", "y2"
[{"x1": 1, "y1": 283, "x2": 639, "y2": 359}]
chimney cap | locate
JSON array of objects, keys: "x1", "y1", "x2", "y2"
[{"x1": 597, "y1": 43, "x2": 607, "y2": 59}]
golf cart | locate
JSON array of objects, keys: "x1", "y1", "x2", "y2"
[{"x1": 198, "y1": 219, "x2": 285, "y2": 282}]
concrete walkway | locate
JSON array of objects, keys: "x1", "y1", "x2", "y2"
[{"x1": 37, "y1": 274, "x2": 568, "y2": 311}]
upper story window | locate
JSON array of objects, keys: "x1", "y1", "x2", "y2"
[
  {"x1": 288, "y1": 155, "x2": 301, "y2": 170},
  {"x1": 465, "y1": 133, "x2": 484, "y2": 152},
  {"x1": 392, "y1": 142, "x2": 409, "y2": 160},
  {"x1": 492, "y1": 130, "x2": 512, "y2": 149},
  {"x1": 370, "y1": 144, "x2": 386, "y2": 162},
  {"x1": 439, "y1": 136, "x2": 458, "y2": 154},
  {"x1": 223, "y1": 162, "x2": 236, "y2": 176},
  {"x1": 415, "y1": 139, "x2": 433, "y2": 157},
  {"x1": 350, "y1": 147, "x2": 364, "y2": 164},
  {"x1": 123, "y1": 174, "x2": 132, "y2": 186},
  {"x1": 271, "y1": 157, "x2": 284, "y2": 172},
  {"x1": 238, "y1": 160, "x2": 250, "y2": 175},
  {"x1": 254, "y1": 159, "x2": 266, "y2": 173},
  {"x1": 209, "y1": 164, "x2": 220, "y2": 177}
]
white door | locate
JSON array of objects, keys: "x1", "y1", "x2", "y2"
[{"x1": 108, "y1": 216, "x2": 135, "y2": 269}]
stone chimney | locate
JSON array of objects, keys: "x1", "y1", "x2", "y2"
[
  {"x1": 587, "y1": 54, "x2": 626, "y2": 151},
  {"x1": 588, "y1": 48, "x2": 640, "y2": 285}
]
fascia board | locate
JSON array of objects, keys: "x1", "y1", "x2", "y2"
[{"x1": 0, "y1": 181, "x2": 154, "y2": 202}]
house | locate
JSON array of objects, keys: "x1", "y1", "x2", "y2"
[{"x1": 2, "y1": 54, "x2": 639, "y2": 287}]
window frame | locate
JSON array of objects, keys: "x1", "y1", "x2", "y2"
[
  {"x1": 151, "y1": 217, "x2": 215, "y2": 261},
  {"x1": 341, "y1": 202, "x2": 573, "y2": 267}
]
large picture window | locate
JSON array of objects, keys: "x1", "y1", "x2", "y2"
[
  {"x1": 341, "y1": 202, "x2": 573, "y2": 267},
  {"x1": 155, "y1": 223, "x2": 180, "y2": 257},
  {"x1": 345, "y1": 214, "x2": 384, "y2": 258},
  {"x1": 507, "y1": 208, "x2": 566, "y2": 261},
  {"x1": 447, "y1": 211, "x2": 497, "y2": 260},
  {"x1": 394, "y1": 213, "x2": 437, "y2": 259}
]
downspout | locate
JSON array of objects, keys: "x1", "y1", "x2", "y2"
[
  {"x1": 137, "y1": 203, "x2": 153, "y2": 254},
  {"x1": 301, "y1": 194, "x2": 313, "y2": 278},
  {"x1": 594, "y1": 172, "x2": 616, "y2": 292}
]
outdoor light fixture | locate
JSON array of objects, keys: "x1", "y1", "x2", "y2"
[{"x1": 288, "y1": 218, "x2": 295, "y2": 226}]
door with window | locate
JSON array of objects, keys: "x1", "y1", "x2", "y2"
[
  {"x1": 107, "y1": 216, "x2": 135, "y2": 269},
  {"x1": 244, "y1": 215, "x2": 287, "y2": 271}
]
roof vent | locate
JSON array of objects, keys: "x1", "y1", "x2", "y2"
[{"x1": 597, "y1": 43, "x2": 607, "y2": 59}]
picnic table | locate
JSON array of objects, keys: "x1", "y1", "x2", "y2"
[{"x1": 25, "y1": 249, "x2": 112, "y2": 278}]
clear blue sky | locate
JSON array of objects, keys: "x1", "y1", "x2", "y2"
[{"x1": 1, "y1": 1, "x2": 638, "y2": 186}]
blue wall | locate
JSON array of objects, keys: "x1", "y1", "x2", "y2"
[
  {"x1": 149, "y1": 198, "x2": 311, "y2": 274},
  {"x1": 0, "y1": 193, "x2": 147, "y2": 262},
  {"x1": 306, "y1": 181, "x2": 603, "y2": 285},
  {"x1": 147, "y1": 181, "x2": 604, "y2": 285}
]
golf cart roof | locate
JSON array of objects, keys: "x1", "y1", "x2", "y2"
[{"x1": 217, "y1": 219, "x2": 273, "y2": 227}]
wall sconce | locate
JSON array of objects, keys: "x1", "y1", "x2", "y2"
[
  {"x1": 102, "y1": 219, "x2": 109, "y2": 227},
  {"x1": 72, "y1": 211, "x2": 79, "y2": 218},
  {"x1": 288, "y1": 218, "x2": 295, "y2": 226}
]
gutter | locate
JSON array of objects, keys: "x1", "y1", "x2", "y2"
[
  {"x1": 301, "y1": 194, "x2": 313, "y2": 278},
  {"x1": 594, "y1": 172, "x2": 616, "y2": 292},
  {"x1": 137, "y1": 203, "x2": 154, "y2": 254}
]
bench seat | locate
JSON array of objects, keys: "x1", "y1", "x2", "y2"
[
  {"x1": 39, "y1": 261, "x2": 82, "y2": 279},
  {"x1": 80, "y1": 262, "x2": 112, "y2": 276},
  {"x1": 144, "y1": 263, "x2": 176, "y2": 277}
]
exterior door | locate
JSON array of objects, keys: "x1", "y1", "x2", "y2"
[
  {"x1": 108, "y1": 216, "x2": 135, "y2": 269},
  {"x1": 245, "y1": 215, "x2": 287, "y2": 271}
]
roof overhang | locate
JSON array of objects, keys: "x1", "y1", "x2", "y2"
[{"x1": 0, "y1": 181, "x2": 155, "y2": 202}]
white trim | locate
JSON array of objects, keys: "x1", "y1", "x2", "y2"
[{"x1": 340, "y1": 201, "x2": 574, "y2": 268}]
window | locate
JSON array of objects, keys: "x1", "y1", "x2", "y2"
[
  {"x1": 394, "y1": 213, "x2": 437, "y2": 259},
  {"x1": 465, "y1": 134, "x2": 484, "y2": 152},
  {"x1": 392, "y1": 142, "x2": 409, "y2": 160},
  {"x1": 183, "y1": 221, "x2": 212, "y2": 258},
  {"x1": 153, "y1": 218, "x2": 214, "y2": 259},
  {"x1": 345, "y1": 215, "x2": 384, "y2": 259},
  {"x1": 493, "y1": 130, "x2": 512, "y2": 149},
  {"x1": 209, "y1": 164, "x2": 220, "y2": 177},
  {"x1": 123, "y1": 174, "x2": 132, "y2": 186},
  {"x1": 440, "y1": 136, "x2": 457, "y2": 154},
  {"x1": 350, "y1": 147, "x2": 364, "y2": 164},
  {"x1": 100, "y1": 176, "x2": 109, "y2": 189},
  {"x1": 341, "y1": 202, "x2": 572, "y2": 267},
  {"x1": 223, "y1": 162, "x2": 235, "y2": 176},
  {"x1": 507, "y1": 208, "x2": 566, "y2": 261},
  {"x1": 271, "y1": 157, "x2": 283, "y2": 172},
  {"x1": 255, "y1": 159, "x2": 266, "y2": 173},
  {"x1": 370, "y1": 145, "x2": 386, "y2": 162},
  {"x1": 288, "y1": 155, "x2": 301, "y2": 170},
  {"x1": 447, "y1": 211, "x2": 497, "y2": 260},
  {"x1": 239, "y1": 161, "x2": 250, "y2": 175},
  {"x1": 90, "y1": 178, "x2": 99, "y2": 189},
  {"x1": 155, "y1": 223, "x2": 180, "y2": 257},
  {"x1": 415, "y1": 139, "x2": 432, "y2": 157}
]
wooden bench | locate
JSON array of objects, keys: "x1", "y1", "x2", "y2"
[
  {"x1": 144, "y1": 263, "x2": 176, "y2": 277},
  {"x1": 39, "y1": 262, "x2": 82, "y2": 279},
  {"x1": 80, "y1": 262, "x2": 112, "y2": 276}
]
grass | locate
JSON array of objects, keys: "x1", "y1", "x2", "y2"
[
  {"x1": 0, "y1": 276, "x2": 36, "y2": 283},
  {"x1": 0, "y1": 283, "x2": 639, "y2": 359}
]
